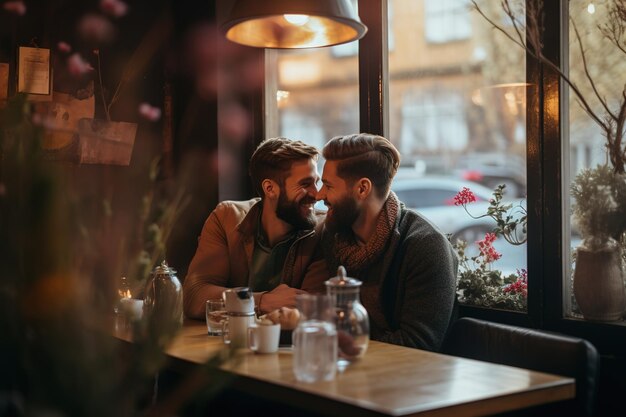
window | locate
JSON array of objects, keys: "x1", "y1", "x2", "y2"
[
  {"x1": 260, "y1": 0, "x2": 626, "y2": 355},
  {"x1": 399, "y1": 90, "x2": 469, "y2": 154},
  {"x1": 265, "y1": 47, "x2": 359, "y2": 145},
  {"x1": 564, "y1": 0, "x2": 626, "y2": 327},
  {"x1": 424, "y1": 0, "x2": 471, "y2": 43},
  {"x1": 389, "y1": 0, "x2": 527, "y2": 311}
]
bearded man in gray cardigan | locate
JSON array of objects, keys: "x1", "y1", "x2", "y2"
[{"x1": 317, "y1": 133, "x2": 458, "y2": 351}]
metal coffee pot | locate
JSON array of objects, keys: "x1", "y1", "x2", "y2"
[{"x1": 143, "y1": 261, "x2": 183, "y2": 337}]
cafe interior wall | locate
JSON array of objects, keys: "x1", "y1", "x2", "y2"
[
  {"x1": 0, "y1": 0, "x2": 265, "y2": 281},
  {"x1": 0, "y1": 0, "x2": 269, "y2": 413}
]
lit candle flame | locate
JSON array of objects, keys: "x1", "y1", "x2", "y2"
[{"x1": 118, "y1": 288, "x2": 132, "y2": 299}]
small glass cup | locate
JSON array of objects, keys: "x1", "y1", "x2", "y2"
[{"x1": 206, "y1": 299, "x2": 227, "y2": 336}]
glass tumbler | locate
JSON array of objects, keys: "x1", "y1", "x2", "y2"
[
  {"x1": 206, "y1": 299, "x2": 227, "y2": 335},
  {"x1": 292, "y1": 294, "x2": 338, "y2": 383}
]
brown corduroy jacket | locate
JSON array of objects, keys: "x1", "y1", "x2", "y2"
[{"x1": 183, "y1": 199, "x2": 328, "y2": 319}]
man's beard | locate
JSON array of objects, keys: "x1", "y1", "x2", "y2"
[
  {"x1": 325, "y1": 195, "x2": 359, "y2": 237},
  {"x1": 276, "y1": 192, "x2": 317, "y2": 230}
]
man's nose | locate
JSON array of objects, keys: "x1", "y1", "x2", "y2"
[
  {"x1": 304, "y1": 185, "x2": 318, "y2": 197},
  {"x1": 316, "y1": 187, "x2": 326, "y2": 201}
]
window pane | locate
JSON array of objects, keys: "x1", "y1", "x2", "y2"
[
  {"x1": 424, "y1": 0, "x2": 472, "y2": 43},
  {"x1": 566, "y1": 0, "x2": 626, "y2": 324},
  {"x1": 265, "y1": 42, "x2": 359, "y2": 149},
  {"x1": 389, "y1": 0, "x2": 528, "y2": 312}
]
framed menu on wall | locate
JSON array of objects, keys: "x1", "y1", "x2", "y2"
[{"x1": 17, "y1": 46, "x2": 51, "y2": 95}]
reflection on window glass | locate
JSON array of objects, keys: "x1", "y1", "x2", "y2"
[
  {"x1": 566, "y1": 1, "x2": 626, "y2": 325},
  {"x1": 389, "y1": 0, "x2": 527, "y2": 312}
]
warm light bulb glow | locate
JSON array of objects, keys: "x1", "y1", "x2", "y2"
[
  {"x1": 284, "y1": 14, "x2": 310, "y2": 26},
  {"x1": 587, "y1": 3, "x2": 595, "y2": 14}
]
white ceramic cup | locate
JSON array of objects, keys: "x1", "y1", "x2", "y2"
[{"x1": 248, "y1": 322, "x2": 281, "y2": 354}]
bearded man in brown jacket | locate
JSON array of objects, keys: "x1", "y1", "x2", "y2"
[{"x1": 183, "y1": 137, "x2": 328, "y2": 319}]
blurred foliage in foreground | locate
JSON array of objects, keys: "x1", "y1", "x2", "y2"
[{"x1": 0, "y1": 94, "x2": 229, "y2": 417}]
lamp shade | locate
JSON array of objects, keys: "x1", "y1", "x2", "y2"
[{"x1": 221, "y1": 0, "x2": 368, "y2": 49}]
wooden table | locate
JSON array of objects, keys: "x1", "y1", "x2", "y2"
[{"x1": 113, "y1": 319, "x2": 575, "y2": 417}]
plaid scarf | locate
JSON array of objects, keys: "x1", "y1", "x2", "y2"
[{"x1": 329, "y1": 192, "x2": 399, "y2": 276}]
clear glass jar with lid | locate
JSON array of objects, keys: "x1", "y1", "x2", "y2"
[{"x1": 325, "y1": 266, "x2": 369, "y2": 369}]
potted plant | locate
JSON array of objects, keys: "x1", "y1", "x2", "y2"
[
  {"x1": 571, "y1": 164, "x2": 626, "y2": 320},
  {"x1": 472, "y1": 0, "x2": 626, "y2": 321}
]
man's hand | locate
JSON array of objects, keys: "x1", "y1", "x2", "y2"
[{"x1": 260, "y1": 284, "x2": 306, "y2": 313}]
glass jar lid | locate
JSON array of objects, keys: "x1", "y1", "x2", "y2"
[
  {"x1": 153, "y1": 260, "x2": 176, "y2": 275},
  {"x1": 325, "y1": 266, "x2": 362, "y2": 288}
]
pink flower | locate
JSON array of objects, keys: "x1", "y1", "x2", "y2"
[
  {"x1": 3, "y1": 1, "x2": 26, "y2": 15},
  {"x1": 454, "y1": 187, "x2": 477, "y2": 206},
  {"x1": 67, "y1": 53, "x2": 94, "y2": 77},
  {"x1": 503, "y1": 278, "x2": 528, "y2": 297},
  {"x1": 77, "y1": 14, "x2": 116, "y2": 44},
  {"x1": 57, "y1": 41, "x2": 72, "y2": 53},
  {"x1": 138, "y1": 103, "x2": 161, "y2": 122},
  {"x1": 477, "y1": 232, "x2": 501, "y2": 263},
  {"x1": 100, "y1": 0, "x2": 128, "y2": 18}
]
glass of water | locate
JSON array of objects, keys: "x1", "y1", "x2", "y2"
[
  {"x1": 292, "y1": 294, "x2": 338, "y2": 383},
  {"x1": 206, "y1": 299, "x2": 227, "y2": 335}
]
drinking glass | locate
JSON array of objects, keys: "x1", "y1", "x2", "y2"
[
  {"x1": 292, "y1": 294, "x2": 338, "y2": 383},
  {"x1": 206, "y1": 299, "x2": 227, "y2": 335}
]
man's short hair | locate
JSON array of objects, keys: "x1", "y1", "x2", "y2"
[
  {"x1": 322, "y1": 133, "x2": 400, "y2": 198},
  {"x1": 249, "y1": 137, "x2": 319, "y2": 197}
]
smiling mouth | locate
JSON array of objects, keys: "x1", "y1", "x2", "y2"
[{"x1": 299, "y1": 197, "x2": 316, "y2": 208}]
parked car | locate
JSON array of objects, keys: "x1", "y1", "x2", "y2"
[
  {"x1": 391, "y1": 175, "x2": 527, "y2": 275},
  {"x1": 391, "y1": 176, "x2": 498, "y2": 243},
  {"x1": 454, "y1": 153, "x2": 527, "y2": 198}
]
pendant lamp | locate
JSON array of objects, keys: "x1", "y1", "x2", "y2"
[{"x1": 221, "y1": 0, "x2": 368, "y2": 49}]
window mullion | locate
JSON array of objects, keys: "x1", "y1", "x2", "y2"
[{"x1": 358, "y1": 0, "x2": 388, "y2": 137}]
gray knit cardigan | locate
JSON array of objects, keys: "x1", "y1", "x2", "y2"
[{"x1": 325, "y1": 205, "x2": 458, "y2": 351}]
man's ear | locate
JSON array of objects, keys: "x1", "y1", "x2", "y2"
[
  {"x1": 261, "y1": 179, "x2": 279, "y2": 200},
  {"x1": 355, "y1": 178, "x2": 372, "y2": 200}
]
